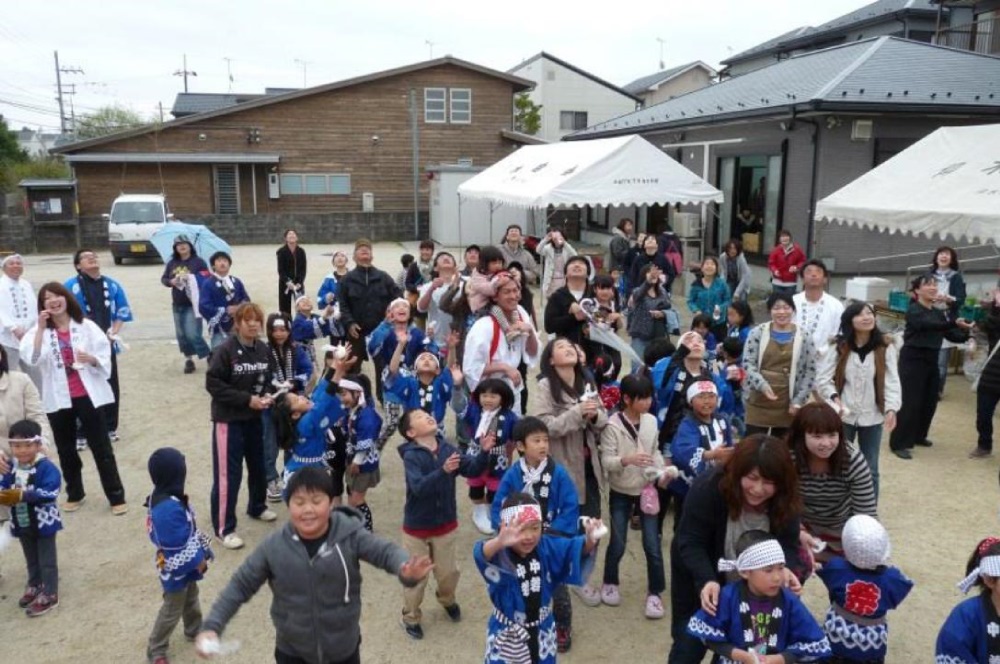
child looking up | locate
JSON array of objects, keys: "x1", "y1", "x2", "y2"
[
  {"x1": 687, "y1": 531, "x2": 831, "y2": 663},
  {"x1": 691, "y1": 313, "x2": 719, "y2": 355},
  {"x1": 467, "y1": 245, "x2": 506, "y2": 314},
  {"x1": 145, "y1": 447, "x2": 213, "y2": 663},
  {"x1": 818, "y1": 515, "x2": 912, "y2": 663},
  {"x1": 200, "y1": 251, "x2": 251, "y2": 350},
  {"x1": 324, "y1": 371, "x2": 382, "y2": 527},
  {"x1": 397, "y1": 408, "x2": 494, "y2": 640},
  {"x1": 937, "y1": 536, "x2": 1000, "y2": 662},
  {"x1": 0, "y1": 419, "x2": 61, "y2": 618},
  {"x1": 385, "y1": 329, "x2": 464, "y2": 435},
  {"x1": 291, "y1": 295, "x2": 339, "y2": 370},
  {"x1": 461, "y1": 378, "x2": 518, "y2": 536},
  {"x1": 476, "y1": 492, "x2": 604, "y2": 664}
]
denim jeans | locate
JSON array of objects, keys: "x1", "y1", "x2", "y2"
[
  {"x1": 976, "y1": 388, "x2": 1000, "y2": 453},
  {"x1": 843, "y1": 422, "x2": 883, "y2": 500},
  {"x1": 210, "y1": 329, "x2": 230, "y2": 350},
  {"x1": 172, "y1": 304, "x2": 210, "y2": 359},
  {"x1": 603, "y1": 490, "x2": 665, "y2": 595}
]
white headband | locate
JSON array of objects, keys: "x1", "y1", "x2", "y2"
[
  {"x1": 718, "y1": 540, "x2": 786, "y2": 573},
  {"x1": 388, "y1": 297, "x2": 410, "y2": 312},
  {"x1": 337, "y1": 379, "x2": 366, "y2": 407},
  {"x1": 416, "y1": 351, "x2": 440, "y2": 370},
  {"x1": 271, "y1": 319, "x2": 287, "y2": 329},
  {"x1": 500, "y1": 503, "x2": 542, "y2": 526},
  {"x1": 687, "y1": 380, "x2": 719, "y2": 403},
  {"x1": 8, "y1": 435, "x2": 44, "y2": 444},
  {"x1": 2, "y1": 253, "x2": 23, "y2": 267},
  {"x1": 294, "y1": 295, "x2": 310, "y2": 307},
  {"x1": 958, "y1": 554, "x2": 1000, "y2": 594}
]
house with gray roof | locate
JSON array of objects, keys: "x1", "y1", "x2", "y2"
[
  {"x1": 721, "y1": 0, "x2": 942, "y2": 77},
  {"x1": 565, "y1": 36, "x2": 1000, "y2": 273},
  {"x1": 622, "y1": 61, "x2": 717, "y2": 108},
  {"x1": 171, "y1": 88, "x2": 299, "y2": 118}
]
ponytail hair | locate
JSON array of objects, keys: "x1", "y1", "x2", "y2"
[{"x1": 272, "y1": 393, "x2": 299, "y2": 451}]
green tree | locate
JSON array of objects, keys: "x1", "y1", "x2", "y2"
[
  {"x1": 13, "y1": 156, "x2": 70, "y2": 182},
  {"x1": 0, "y1": 116, "x2": 28, "y2": 191},
  {"x1": 75, "y1": 103, "x2": 146, "y2": 139},
  {"x1": 513, "y1": 93, "x2": 542, "y2": 135}
]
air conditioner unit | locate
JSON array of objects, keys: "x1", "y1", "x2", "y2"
[
  {"x1": 674, "y1": 212, "x2": 701, "y2": 238},
  {"x1": 362, "y1": 192, "x2": 375, "y2": 213},
  {"x1": 267, "y1": 173, "x2": 280, "y2": 199},
  {"x1": 851, "y1": 119, "x2": 873, "y2": 142}
]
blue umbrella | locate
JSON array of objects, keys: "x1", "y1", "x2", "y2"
[{"x1": 150, "y1": 223, "x2": 233, "y2": 263}]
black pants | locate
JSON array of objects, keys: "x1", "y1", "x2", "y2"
[
  {"x1": 210, "y1": 418, "x2": 267, "y2": 537},
  {"x1": 580, "y1": 457, "x2": 601, "y2": 519},
  {"x1": 976, "y1": 387, "x2": 1000, "y2": 452},
  {"x1": 890, "y1": 346, "x2": 939, "y2": 451},
  {"x1": 20, "y1": 533, "x2": 59, "y2": 595},
  {"x1": 275, "y1": 639, "x2": 359, "y2": 664},
  {"x1": 102, "y1": 351, "x2": 120, "y2": 432},
  {"x1": 667, "y1": 537, "x2": 708, "y2": 664},
  {"x1": 48, "y1": 396, "x2": 126, "y2": 506}
]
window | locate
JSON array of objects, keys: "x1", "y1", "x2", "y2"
[
  {"x1": 450, "y1": 88, "x2": 471, "y2": 123},
  {"x1": 278, "y1": 173, "x2": 351, "y2": 196},
  {"x1": 424, "y1": 88, "x2": 446, "y2": 123},
  {"x1": 559, "y1": 111, "x2": 588, "y2": 131},
  {"x1": 213, "y1": 165, "x2": 240, "y2": 214}
]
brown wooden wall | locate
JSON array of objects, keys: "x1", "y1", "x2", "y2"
[{"x1": 70, "y1": 64, "x2": 521, "y2": 217}]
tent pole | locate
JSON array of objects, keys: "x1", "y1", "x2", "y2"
[{"x1": 457, "y1": 194, "x2": 463, "y2": 248}]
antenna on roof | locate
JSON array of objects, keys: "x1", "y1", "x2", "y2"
[
  {"x1": 425, "y1": 40, "x2": 436, "y2": 59},
  {"x1": 657, "y1": 37, "x2": 666, "y2": 69}
]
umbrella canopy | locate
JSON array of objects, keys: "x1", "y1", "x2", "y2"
[
  {"x1": 815, "y1": 124, "x2": 1000, "y2": 243},
  {"x1": 150, "y1": 223, "x2": 233, "y2": 263},
  {"x1": 458, "y1": 135, "x2": 722, "y2": 209}
]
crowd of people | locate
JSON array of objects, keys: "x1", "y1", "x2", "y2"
[{"x1": 0, "y1": 227, "x2": 997, "y2": 663}]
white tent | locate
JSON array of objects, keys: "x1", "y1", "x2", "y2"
[
  {"x1": 457, "y1": 135, "x2": 723, "y2": 208},
  {"x1": 815, "y1": 124, "x2": 1000, "y2": 242}
]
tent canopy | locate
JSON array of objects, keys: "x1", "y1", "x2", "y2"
[
  {"x1": 457, "y1": 135, "x2": 723, "y2": 209},
  {"x1": 815, "y1": 123, "x2": 1000, "y2": 243}
]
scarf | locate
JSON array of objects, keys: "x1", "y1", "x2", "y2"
[
  {"x1": 270, "y1": 343, "x2": 294, "y2": 386},
  {"x1": 475, "y1": 407, "x2": 501, "y2": 441},
  {"x1": 213, "y1": 272, "x2": 236, "y2": 296},
  {"x1": 490, "y1": 304, "x2": 523, "y2": 346},
  {"x1": 4, "y1": 277, "x2": 29, "y2": 321},
  {"x1": 519, "y1": 457, "x2": 547, "y2": 492}
]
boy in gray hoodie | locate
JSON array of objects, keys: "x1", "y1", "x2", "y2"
[{"x1": 196, "y1": 466, "x2": 432, "y2": 664}]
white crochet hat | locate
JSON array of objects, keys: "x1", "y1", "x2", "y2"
[{"x1": 841, "y1": 515, "x2": 890, "y2": 570}]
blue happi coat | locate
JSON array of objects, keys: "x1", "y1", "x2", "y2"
[
  {"x1": 198, "y1": 274, "x2": 250, "y2": 336},
  {"x1": 936, "y1": 594, "x2": 1000, "y2": 664},
  {"x1": 146, "y1": 495, "x2": 213, "y2": 592},
  {"x1": 491, "y1": 460, "x2": 578, "y2": 536},
  {"x1": 1, "y1": 455, "x2": 62, "y2": 537},
  {"x1": 285, "y1": 378, "x2": 346, "y2": 477}
]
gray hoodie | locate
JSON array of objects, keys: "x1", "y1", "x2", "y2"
[{"x1": 203, "y1": 506, "x2": 412, "y2": 663}]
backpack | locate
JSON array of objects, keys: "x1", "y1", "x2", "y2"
[{"x1": 661, "y1": 233, "x2": 683, "y2": 278}]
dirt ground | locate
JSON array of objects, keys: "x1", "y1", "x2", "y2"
[{"x1": 0, "y1": 242, "x2": 993, "y2": 663}]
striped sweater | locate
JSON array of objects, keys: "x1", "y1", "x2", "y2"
[{"x1": 797, "y1": 444, "x2": 877, "y2": 533}]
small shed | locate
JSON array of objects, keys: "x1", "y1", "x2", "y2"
[{"x1": 18, "y1": 179, "x2": 80, "y2": 252}]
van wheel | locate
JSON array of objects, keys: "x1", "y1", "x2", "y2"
[{"x1": 113, "y1": 256, "x2": 123, "y2": 265}]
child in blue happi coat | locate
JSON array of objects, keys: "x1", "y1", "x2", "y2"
[
  {"x1": 936, "y1": 535, "x2": 1000, "y2": 663},
  {"x1": 381, "y1": 322, "x2": 454, "y2": 448},
  {"x1": 818, "y1": 515, "x2": 912, "y2": 663},
  {"x1": 145, "y1": 447, "x2": 213, "y2": 661},
  {"x1": 687, "y1": 531, "x2": 831, "y2": 663},
  {"x1": 324, "y1": 369, "x2": 382, "y2": 532},
  {"x1": 199, "y1": 251, "x2": 251, "y2": 349},
  {"x1": 725, "y1": 301, "x2": 753, "y2": 351},
  {"x1": 476, "y1": 492, "x2": 603, "y2": 664},
  {"x1": 669, "y1": 380, "x2": 734, "y2": 505},
  {"x1": 460, "y1": 378, "x2": 519, "y2": 536},
  {"x1": 316, "y1": 251, "x2": 350, "y2": 346},
  {"x1": 0, "y1": 420, "x2": 62, "y2": 618},
  {"x1": 292, "y1": 294, "x2": 342, "y2": 370}
]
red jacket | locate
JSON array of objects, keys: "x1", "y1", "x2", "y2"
[{"x1": 768, "y1": 243, "x2": 806, "y2": 284}]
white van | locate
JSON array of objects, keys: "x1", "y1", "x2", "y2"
[{"x1": 104, "y1": 194, "x2": 175, "y2": 264}]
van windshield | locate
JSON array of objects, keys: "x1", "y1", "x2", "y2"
[{"x1": 110, "y1": 202, "x2": 165, "y2": 224}]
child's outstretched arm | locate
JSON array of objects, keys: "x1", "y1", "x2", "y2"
[
  {"x1": 354, "y1": 526, "x2": 431, "y2": 588},
  {"x1": 200, "y1": 543, "x2": 272, "y2": 640},
  {"x1": 388, "y1": 328, "x2": 408, "y2": 377}
]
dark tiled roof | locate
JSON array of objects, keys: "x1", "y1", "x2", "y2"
[
  {"x1": 622, "y1": 61, "x2": 716, "y2": 96},
  {"x1": 509, "y1": 52, "x2": 642, "y2": 102},
  {"x1": 569, "y1": 37, "x2": 1000, "y2": 139},
  {"x1": 170, "y1": 93, "x2": 264, "y2": 117},
  {"x1": 722, "y1": 0, "x2": 940, "y2": 65}
]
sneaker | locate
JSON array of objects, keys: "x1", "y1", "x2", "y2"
[
  {"x1": 400, "y1": 619, "x2": 424, "y2": 640},
  {"x1": 108, "y1": 430, "x2": 120, "y2": 443},
  {"x1": 472, "y1": 504, "x2": 494, "y2": 535},
  {"x1": 75, "y1": 437, "x2": 87, "y2": 451},
  {"x1": 184, "y1": 359, "x2": 196, "y2": 374},
  {"x1": 111, "y1": 503, "x2": 128, "y2": 516},
  {"x1": 62, "y1": 497, "x2": 86, "y2": 512},
  {"x1": 18, "y1": 585, "x2": 40, "y2": 608},
  {"x1": 644, "y1": 594, "x2": 665, "y2": 619},
  {"x1": 572, "y1": 584, "x2": 602, "y2": 607},
  {"x1": 152, "y1": 657, "x2": 170, "y2": 664},
  {"x1": 600, "y1": 583, "x2": 621, "y2": 607},
  {"x1": 219, "y1": 533, "x2": 245, "y2": 550},
  {"x1": 914, "y1": 439, "x2": 934, "y2": 447},
  {"x1": 556, "y1": 625, "x2": 572, "y2": 653},
  {"x1": 970, "y1": 447, "x2": 993, "y2": 459},
  {"x1": 254, "y1": 508, "x2": 278, "y2": 522},
  {"x1": 266, "y1": 480, "x2": 284, "y2": 503},
  {"x1": 25, "y1": 592, "x2": 58, "y2": 617},
  {"x1": 444, "y1": 602, "x2": 462, "y2": 622}
]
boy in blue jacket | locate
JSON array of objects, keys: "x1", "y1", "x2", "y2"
[
  {"x1": 0, "y1": 420, "x2": 62, "y2": 618},
  {"x1": 199, "y1": 251, "x2": 251, "y2": 349},
  {"x1": 397, "y1": 408, "x2": 493, "y2": 640},
  {"x1": 145, "y1": 447, "x2": 213, "y2": 663}
]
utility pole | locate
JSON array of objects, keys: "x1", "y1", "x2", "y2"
[
  {"x1": 223, "y1": 57, "x2": 234, "y2": 92},
  {"x1": 173, "y1": 54, "x2": 197, "y2": 93},
  {"x1": 158, "y1": 101, "x2": 164, "y2": 123},
  {"x1": 53, "y1": 50, "x2": 84, "y2": 134},
  {"x1": 294, "y1": 59, "x2": 312, "y2": 88}
]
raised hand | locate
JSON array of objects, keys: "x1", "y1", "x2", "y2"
[{"x1": 400, "y1": 555, "x2": 434, "y2": 582}]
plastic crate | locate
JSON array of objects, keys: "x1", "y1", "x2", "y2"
[{"x1": 888, "y1": 290, "x2": 910, "y2": 313}]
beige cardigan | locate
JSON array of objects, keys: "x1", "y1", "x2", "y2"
[
  {"x1": 536, "y1": 377, "x2": 608, "y2": 502},
  {"x1": 600, "y1": 412, "x2": 665, "y2": 496},
  {"x1": 0, "y1": 370, "x2": 51, "y2": 453}
]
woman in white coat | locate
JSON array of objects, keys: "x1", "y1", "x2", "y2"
[{"x1": 21, "y1": 281, "x2": 126, "y2": 514}]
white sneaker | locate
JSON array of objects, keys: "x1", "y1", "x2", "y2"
[
  {"x1": 256, "y1": 508, "x2": 278, "y2": 522},
  {"x1": 219, "y1": 533, "x2": 244, "y2": 550},
  {"x1": 472, "y1": 504, "x2": 495, "y2": 535},
  {"x1": 75, "y1": 437, "x2": 87, "y2": 452},
  {"x1": 571, "y1": 584, "x2": 602, "y2": 607},
  {"x1": 266, "y1": 480, "x2": 283, "y2": 503},
  {"x1": 108, "y1": 430, "x2": 120, "y2": 443}
]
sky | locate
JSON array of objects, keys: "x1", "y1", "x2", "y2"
[{"x1": 0, "y1": 0, "x2": 870, "y2": 134}]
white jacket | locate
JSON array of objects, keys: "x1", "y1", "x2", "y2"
[
  {"x1": 0, "y1": 275, "x2": 37, "y2": 349},
  {"x1": 817, "y1": 337, "x2": 902, "y2": 427},
  {"x1": 20, "y1": 318, "x2": 114, "y2": 413}
]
